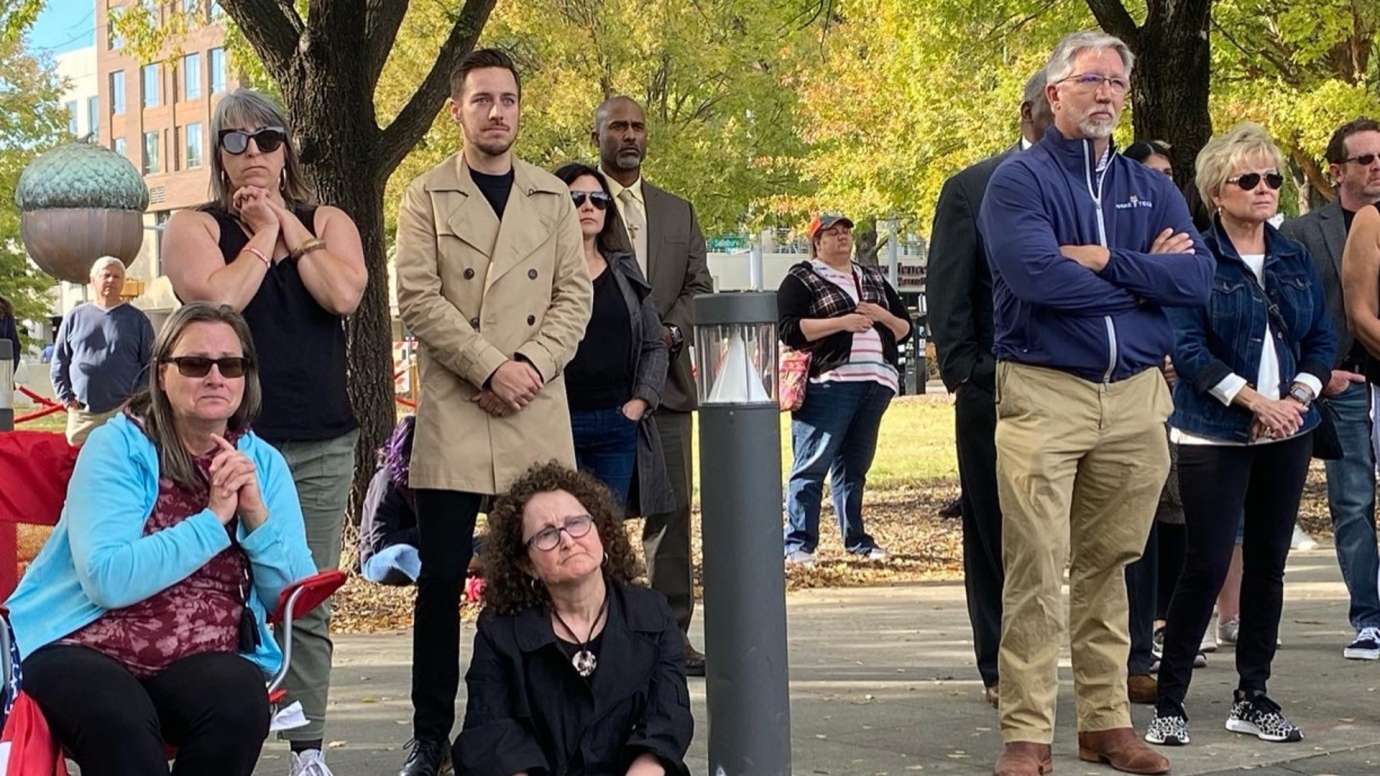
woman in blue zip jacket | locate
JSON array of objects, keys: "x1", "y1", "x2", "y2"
[
  {"x1": 6, "y1": 303, "x2": 316, "y2": 776},
  {"x1": 1145, "y1": 123, "x2": 1335, "y2": 748}
]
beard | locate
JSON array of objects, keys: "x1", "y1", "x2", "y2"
[
  {"x1": 1078, "y1": 115, "x2": 1116, "y2": 139},
  {"x1": 466, "y1": 124, "x2": 516, "y2": 158},
  {"x1": 610, "y1": 147, "x2": 643, "y2": 170}
]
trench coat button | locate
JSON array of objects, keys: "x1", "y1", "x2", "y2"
[
  {"x1": 527, "y1": 314, "x2": 536, "y2": 325},
  {"x1": 528, "y1": 268, "x2": 538, "y2": 280},
  {"x1": 464, "y1": 268, "x2": 475, "y2": 279},
  {"x1": 469, "y1": 317, "x2": 480, "y2": 329}
]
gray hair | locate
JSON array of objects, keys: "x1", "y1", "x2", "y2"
[
  {"x1": 126, "y1": 303, "x2": 262, "y2": 491},
  {"x1": 1022, "y1": 68, "x2": 1053, "y2": 128},
  {"x1": 89, "y1": 256, "x2": 125, "y2": 278},
  {"x1": 208, "y1": 88, "x2": 313, "y2": 211},
  {"x1": 1045, "y1": 31, "x2": 1135, "y2": 86}
]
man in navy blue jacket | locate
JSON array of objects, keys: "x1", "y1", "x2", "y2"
[{"x1": 978, "y1": 31, "x2": 1213, "y2": 776}]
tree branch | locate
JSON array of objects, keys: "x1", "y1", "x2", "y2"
[
  {"x1": 377, "y1": 0, "x2": 498, "y2": 177},
  {"x1": 1084, "y1": 0, "x2": 1139, "y2": 47},
  {"x1": 363, "y1": 0, "x2": 410, "y2": 89},
  {"x1": 221, "y1": 0, "x2": 303, "y2": 76}
]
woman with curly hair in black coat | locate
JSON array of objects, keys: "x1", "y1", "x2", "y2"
[{"x1": 454, "y1": 462, "x2": 692, "y2": 776}]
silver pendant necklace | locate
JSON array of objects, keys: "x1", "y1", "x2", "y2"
[{"x1": 553, "y1": 594, "x2": 608, "y2": 678}]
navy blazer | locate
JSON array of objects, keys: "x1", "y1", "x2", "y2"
[{"x1": 456, "y1": 581, "x2": 692, "y2": 776}]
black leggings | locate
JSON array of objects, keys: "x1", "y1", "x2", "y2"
[
  {"x1": 21, "y1": 645, "x2": 270, "y2": 776},
  {"x1": 1156, "y1": 434, "x2": 1311, "y2": 710}
]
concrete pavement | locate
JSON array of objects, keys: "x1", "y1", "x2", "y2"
[{"x1": 254, "y1": 547, "x2": 1380, "y2": 775}]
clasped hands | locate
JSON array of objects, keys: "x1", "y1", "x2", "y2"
[
  {"x1": 207, "y1": 434, "x2": 268, "y2": 531},
  {"x1": 1060, "y1": 228, "x2": 1194, "y2": 270},
  {"x1": 474, "y1": 359, "x2": 545, "y2": 417}
]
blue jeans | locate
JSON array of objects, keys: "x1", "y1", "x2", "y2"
[
  {"x1": 1324, "y1": 381, "x2": 1380, "y2": 630},
  {"x1": 572, "y1": 406, "x2": 638, "y2": 508},
  {"x1": 784, "y1": 380, "x2": 892, "y2": 555}
]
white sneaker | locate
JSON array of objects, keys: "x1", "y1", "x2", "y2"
[
  {"x1": 785, "y1": 550, "x2": 816, "y2": 568},
  {"x1": 1291, "y1": 525, "x2": 1318, "y2": 551},
  {"x1": 289, "y1": 749, "x2": 334, "y2": 776},
  {"x1": 1344, "y1": 627, "x2": 1380, "y2": 660}
]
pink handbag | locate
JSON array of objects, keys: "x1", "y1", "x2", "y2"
[{"x1": 778, "y1": 346, "x2": 812, "y2": 412}]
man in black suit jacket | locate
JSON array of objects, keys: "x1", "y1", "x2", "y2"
[
  {"x1": 926, "y1": 70, "x2": 1052, "y2": 705},
  {"x1": 1280, "y1": 117, "x2": 1380, "y2": 660},
  {"x1": 594, "y1": 96, "x2": 714, "y2": 676}
]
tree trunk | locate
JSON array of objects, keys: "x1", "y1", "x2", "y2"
[{"x1": 1087, "y1": 0, "x2": 1215, "y2": 218}]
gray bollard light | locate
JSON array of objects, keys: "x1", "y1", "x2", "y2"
[
  {"x1": 692, "y1": 291, "x2": 791, "y2": 776},
  {"x1": 0, "y1": 340, "x2": 13, "y2": 431}
]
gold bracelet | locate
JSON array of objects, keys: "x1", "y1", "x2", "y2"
[{"x1": 290, "y1": 237, "x2": 326, "y2": 261}]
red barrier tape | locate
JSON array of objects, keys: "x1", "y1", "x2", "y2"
[
  {"x1": 17, "y1": 386, "x2": 60, "y2": 408},
  {"x1": 15, "y1": 404, "x2": 66, "y2": 424},
  {"x1": 396, "y1": 396, "x2": 416, "y2": 409}
]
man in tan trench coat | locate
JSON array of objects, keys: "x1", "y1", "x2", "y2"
[{"x1": 393, "y1": 49, "x2": 592, "y2": 776}]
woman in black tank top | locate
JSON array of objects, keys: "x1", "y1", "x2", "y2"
[{"x1": 160, "y1": 88, "x2": 368, "y2": 775}]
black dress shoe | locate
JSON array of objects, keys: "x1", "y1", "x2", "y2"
[
  {"x1": 399, "y1": 738, "x2": 452, "y2": 776},
  {"x1": 684, "y1": 643, "x2": 706, "y2": 677}
]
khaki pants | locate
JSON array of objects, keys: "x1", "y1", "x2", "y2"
[
  {"x1": 65, "y1": 406, "x2": 120, "y2": 446},
  {"x1": 994, "y1": 362, "x2": 1170, "y2": 743},
  {"x1": 271, "y1": 429, "x2": 359, "y2": 742}
]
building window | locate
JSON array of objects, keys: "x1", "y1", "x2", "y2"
[
  {"x1": 182, "y1": 52, "x2": 201, "y2": 100},
  {"x1": 110, "y1": 70, "x2": 126, "y2": 114},
  {"x1": 211, "y1": 0, "x2": 224, "y2": 19},
  {"x1": 87, "y1": 96, "x2": 99, "y2": 138},
  {"x1": 107, "y1": 18, "x2": 123, "y2": 50},
  {"x1": 142, "y1": 63, "x2": 160, "y2": 108},
  {"x1": 143, "y1": 131, "x2": 160, "y2": 174},
  {"x1": 113, "y1": 137, "x2": 128, "y2": 158},
  {"x1": 65, "y1": 101, "x2": 78, "y2": 135},
  {"x1": 184, "y1": 123, "x2": 203, "y2": 169},
  {"x1": 209, "y1": 48, "x2": 226, "y2": 93},
  {"x1": 183, "y1": 0, "x2": 201, "y2": 14}
]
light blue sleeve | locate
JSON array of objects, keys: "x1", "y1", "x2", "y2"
[
  {"x1": 237, "y1": 437, "x2": 317, "y2": 611},
  {"x1": 66, "y1": 423, "x2": 232, "y2": 610}
]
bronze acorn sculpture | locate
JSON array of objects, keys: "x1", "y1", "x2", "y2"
[{"x1": 15, "y1": 142, "x2": 148, "y2": 284}]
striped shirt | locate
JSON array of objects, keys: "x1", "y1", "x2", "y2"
[{"x1": 808, "y1": 260, "x2": 899, "y2": 394}]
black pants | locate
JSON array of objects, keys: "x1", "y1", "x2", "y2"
[
  {"x1": 22, "y1": 645, "x2": 269, "y2": 776},
  {"x1": 1156, "y1": 435, "x2": 1311, "y2": 709},
  {"x1": 412, "y1": 488, "x2": 484, "y2": 742},
  {"x1": 954, "y1": 381, "x2": 1002, "y2": 687},
  {"x1": 1156, "y1": 522, "x2": 1187, "y2": 621},
  {"x1": 1126, "y1": 522, "x2": 1158, "y2": 674}
]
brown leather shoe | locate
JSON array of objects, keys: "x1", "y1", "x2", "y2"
[
  {"x1": 993, "y1": 741, "x2": 1053, "y2": 776},
  {"x1": 984, "y1": 683, "x2": 1000, "y2": 708},
  {"x1": 1128, "y1": 674, "x2": 1158, "y2": 705},
  {"x1": 1078, "y1": 727, "x2": 1170, "y2": 774}
]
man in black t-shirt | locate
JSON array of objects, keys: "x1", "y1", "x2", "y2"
[{"x1": 1280, "y1": 117, "x2": 1380, "y2": 662}]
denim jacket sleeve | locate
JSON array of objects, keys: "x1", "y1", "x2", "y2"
[{"x1": 1167, "y1": 302, "x2": 1236, "y2": 395}]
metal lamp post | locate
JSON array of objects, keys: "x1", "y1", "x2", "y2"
[{"x1": 692, "y1": 291, "x2": 791, "y2": 776}]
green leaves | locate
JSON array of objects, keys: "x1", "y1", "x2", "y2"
[{"x1": 0, "y1": 35, "x2": 68, "y2": 322}]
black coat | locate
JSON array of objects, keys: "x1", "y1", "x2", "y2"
[
  {"x1": 926, "y1": 147, "x2": 1015, "y2": 392},
  {"x1": 455, "y1": 581, "x2": 693, "y2": 776}
]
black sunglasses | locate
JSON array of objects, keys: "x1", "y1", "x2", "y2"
[
  {"x1": 218, "y1": 127, "x2": 287, "y2": 155},
  {"x1": 163, "y1": 356, "x2": 250, "y2": 378},
  {"x1": 569, "y1": 191, "x2": 611, "y2": 210},
  {"x1": 1228, "y1": 172, "x2": 1284, "y2": 191},
  {"x1": 1344, "y1": 153, "x2": 1378, "y2": 166}
]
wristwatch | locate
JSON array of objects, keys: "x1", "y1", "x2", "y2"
[
  {"x1": 1288, "y1": 381, "x2": 1314, "y2": 407},
  {"x1": 665, "y1": 324, "x2": 685, "y2": 353}
]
